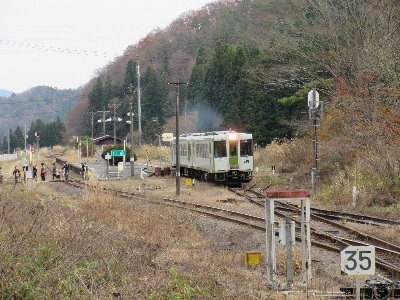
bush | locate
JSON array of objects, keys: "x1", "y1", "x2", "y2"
[{"x1": 101, "y1": 144, "x2": 136, "y2": 165}]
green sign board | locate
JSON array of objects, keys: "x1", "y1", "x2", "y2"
[{"x1": 111, "y1": 150, "x2": 126, "y2": 157}]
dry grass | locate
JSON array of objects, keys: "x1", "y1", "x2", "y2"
[
  {"x1": 0, "y1": 151, "x2": 333, "y2": 299},
  {"x1": 1, "y1": 139, "x2": 398, "y2": 299}
]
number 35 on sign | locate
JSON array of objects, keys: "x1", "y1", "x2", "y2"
[{"x1": 340, "y1": 245, "x2": 375, "y2": 275}]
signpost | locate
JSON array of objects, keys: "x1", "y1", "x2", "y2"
[
  {"x1": 162, "y1": 133, "x2": 173, "y2": 142},
  {"x1": 105, "y1": 152, "x2": 112, "y2": 178},
  {"x1": 341, "y1": 245, "x2": 375, "y2": 300},
  {"x1": 111, "y1": 150, "x2": 126, "y2": 157}
]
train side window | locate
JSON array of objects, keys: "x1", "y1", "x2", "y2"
[
  {"x1": 214, "y1": 140, "x2": 227, "y2": 157},
  {"x1": 240, "y1": 140, "x2": 252, "y2": 156}
]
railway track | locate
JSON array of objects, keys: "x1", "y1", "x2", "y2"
[
  {"x1": 60, "y1": 177, "x2": 400, "y2": 279},
  {"x1": 228, "y1": 186, "x2": 400, "y2": 279}
]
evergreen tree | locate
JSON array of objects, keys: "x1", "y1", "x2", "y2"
[
  {"x1": 188, "y1": 47, "x2": 207, "y2": 110},
  {"x1": 8, "y1": 129, "x2": 16, "y2": 152},
  {"x1": 122, "y1": 59, "x2": 137, "y2": 94},
  {"x1": 103, "y1": 75, "x2": 115, "y2": 106},
  {"x1": 1, "y1": 136, "x2": 7, "y2": 153},
  {"x1": 13, "y1": 126, "x2": 25, "y2": 149},
  {"x1": 88, "y1": 78, "x2": 104, "y2": 111},
  {"x1": 27, "y1": 119, "x2": 46, "y2": 146},
  {"x1": 141, "y1": 66, "x2": 166, "y2": 143}
]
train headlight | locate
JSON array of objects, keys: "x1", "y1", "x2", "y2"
[{"x1": 228, "y1": 134, "x2": 237, "y2": 140}]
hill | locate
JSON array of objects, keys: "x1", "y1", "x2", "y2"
[
  {"x1": 0, "y1": 89, "x2": 14, "y2": 98},
  {"x1": 66, "y1": 0, "x2": 317, "y2": 143},
  {"x1": 64, "y1": 0, "x2": 400, "y2": 205},
  {"x1": 0, "y1": 86, "x2": 80, "y2": 136}
]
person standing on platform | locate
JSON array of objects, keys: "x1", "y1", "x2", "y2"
[
  {"x1": 32, "y1": 165, "x2": 38, "y2": 181},
  {"x1": 62, "y1": 161, "x2": 69, "y2": 181},
  {"x1": 40, "y1": 164, "x2": 46, "y2": 181},
  {"x1": 12, "y1": 166, "x2": 21, "y2": 184},
  {"x1": 52, "y1": 163, "x2": 57, "y2": 180}
]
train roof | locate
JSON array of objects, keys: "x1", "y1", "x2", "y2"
[{"x1": 180, "y1": 131, "x2": 252, "y2": 137}]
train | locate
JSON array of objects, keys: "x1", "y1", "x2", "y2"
[{"x1": 170, "y1": 131, "x2": 253, "y2": 183}]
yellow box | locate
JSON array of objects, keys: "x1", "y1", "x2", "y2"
[
  {"x1": 186, "y1": 178, "x2": 192, "y2": 186},
  {"x1": 244, "y1": 251, "x2": 261, "y2": 265}
]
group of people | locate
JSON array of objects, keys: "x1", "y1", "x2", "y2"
[
  {"x1": 12, "y1": 164, "x2": 45, "y2": 182},
  {"x1": 0, "y1": 160, "x2": 90, "y2": 183},
  {"x1": 52, "y1": 161, "x2": 69, "y2": 181}
]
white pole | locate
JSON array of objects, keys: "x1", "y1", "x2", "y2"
[
  {"x1": 306, "y1": 197, "x2": 312, "y2": 286},
  {"x1": 159, "y1": 135, "x2": 162, "y2": 167},
  {"x1": 137, "y1": 63, "x2": 142, "y2": 146},
  {"x1": 24, "y1": 124, "x2": 27, "y2": 157}
]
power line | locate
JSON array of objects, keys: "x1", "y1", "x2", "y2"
[
  {"x1": 0, "y1": 94, "x2": 79, "y2": 105},
  {"x1": 0, "y1": 39, "x2": 123, "y2": 58},
  {"x1": 0, "y1": 108, "x2": 72, "y2": 119}
]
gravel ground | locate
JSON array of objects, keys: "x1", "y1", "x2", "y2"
[{"x1": 67, "y1": 174, "x2": 357, "y2": 293}]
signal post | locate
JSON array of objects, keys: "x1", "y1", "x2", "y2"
[{"x1": 263, "y1": 189, "x2": 312, "y2": 289}]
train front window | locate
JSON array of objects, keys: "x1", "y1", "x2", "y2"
[
  {"x1": 229, "y1": 141, "x2": 237, "y2": 157},
  {"x1": 240, "y1": 140, "x2": 252, "y2": 156},
  {"x1": 214, "y1": 140, "x2": 227, "y2": 157}
]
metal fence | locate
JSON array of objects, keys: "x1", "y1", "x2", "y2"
[{"x1": 0, "y1": 153, "x2": 17, "y2": 161}]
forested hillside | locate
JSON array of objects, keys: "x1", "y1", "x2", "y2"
[
  {"x1": 66, "y1": 0, "x2": 320, "y2": 145},
  {"x1": 66, "y1": 0, "x2": 400, "y2": 202},
  {"x1": 0, "y1": 86, "x2": 79, "y2": 151}
]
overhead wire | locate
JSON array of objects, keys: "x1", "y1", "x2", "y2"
[
  {"x1": 0, "y1": 94, "x2": 79, "y2": 105},
  {"x1": 0, "y1": 38, "x2": 123, "y2": 58}
]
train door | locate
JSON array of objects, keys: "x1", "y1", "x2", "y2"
[
  {"x1": 188, "y1": 141, "x2": 192, "y2": 167},
  {"x1": 213, "y1": 139, "x2": 227, "y2": 173},
  {"x1": 229, "y1": 140, "x2": 239, "y2": 169}
]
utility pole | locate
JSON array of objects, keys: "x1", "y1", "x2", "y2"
[
  {"x1": 96, "y1": 109, "x2": 110, "y2": 137},
  {"x1": 36, "y1": 132, "x2": 40, "y2": 160},
  {"x1": 128, "y1": 84, "x2": 135, "y2": 176},
  {"x1": 24, "y1": 124, "x2": 27, "y2": 157},
  {"x1": 168, "y1": 81, "x2": 188, "y2": 196},
  {"x1": 87, "y1": 111, "x2": 96, "y2": 158},
  {"x1": 137, "y1": 63, "x2": 142, "y2": 146},
  {"x1": 108, "y1": 103, "x2": 121, "y2": 145}
]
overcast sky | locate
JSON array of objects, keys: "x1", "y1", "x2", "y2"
[{"x1": 0, "y1": 0, "x2": 213, "y2": 93}]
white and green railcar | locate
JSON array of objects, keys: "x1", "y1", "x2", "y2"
[{"x1": 171, "y1": 131, "x2": 253, "y2": 183}]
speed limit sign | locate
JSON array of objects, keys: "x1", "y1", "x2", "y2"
[{"x1": 341, "y1": 245, "x2": 375, "y2": 275}]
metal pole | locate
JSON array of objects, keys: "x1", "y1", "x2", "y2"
[
  {"x1": 91, "y1": 111, "x2": 94, "y2": 158},
  {"x1": 312, "y1": 87, "x2": 318, "y2": 194},
  {"x1": 113, "y1": 105, "x2": 116, "y2": 145},
  {"x1": 24, "y1": 124, "x2": 27, "y2": 157},
  {"x1": 129, "y1": 84, "x2": 135, "y2": 176},
  {"x1": 137, "y1": 64, "x2": 142, "y2": 146},
  {"x1": 37, "y1": 137, "x2": 40, "y2": 160},
  {"x1": 159, "y1": 135, "x2": 162, "y2": 167},
  {"x1": 285, "y1": 216, "x2": 294, "y2": 290},
  {"x1": 265, "y1": 199, "x2": 271, "y2": 283},
  {"x1": 301, "y1": 200, "x2": 307, "y2": 283},
  {"x1": 306, "y1": 197, "x2": 312, "y2": 287},
  {"x1": 103, "y1": 109, "x2": 106, "y2": 136},
  {"x1": 176, "y1": 84, "x2": 180, "y2": 196}
]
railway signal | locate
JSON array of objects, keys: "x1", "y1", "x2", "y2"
[{"x1": 308, "y1": 88, "x2": 323, "y2": 194}]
